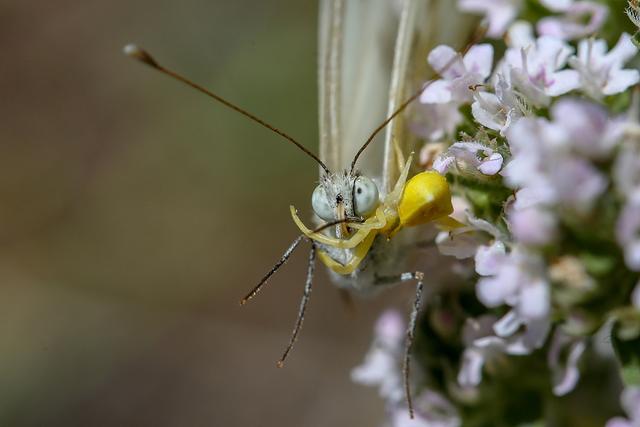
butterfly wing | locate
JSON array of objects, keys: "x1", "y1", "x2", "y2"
[
  {"x1": 381, "y1": 0, "x2": 477, "y2": 193},
  {"x1": 319, "y1": 0, "x2": 476, "y2": 190},
  {"x1": 318, "y1": 0, "x2": 398, "y2": 177}
]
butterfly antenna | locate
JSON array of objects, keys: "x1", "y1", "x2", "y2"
[
  {"x1": 349, "y1": 23, "x2": 489, "y2": 174},
  {"x1": 349, "y1": 88, "x2": 422, "y2": 174},
  {"x1": 123, "y1": 44, "x2": 331, "y2": 175}
]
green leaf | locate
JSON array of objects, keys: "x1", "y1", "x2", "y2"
[
  {"x1": 622, "y1": 362, "x2": 640, "y2": 386},
  {"x1": 580, "y1": 253, "x2": 616, "y2": 277}
]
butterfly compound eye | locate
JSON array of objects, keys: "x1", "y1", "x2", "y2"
[
  {"x1": 312, "y1": 185, "x2": 334, "y2": 222},
  {"x1": 353, "y1": 176, "x2": 379, "y2": 217}
]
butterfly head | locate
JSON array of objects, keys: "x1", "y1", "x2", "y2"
[{"x1": 311, "y1": 171, "x2": 379, "y2": 237}]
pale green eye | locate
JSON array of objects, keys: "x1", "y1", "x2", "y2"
[
  {"x1": 353, "y1": 176, "x2": 379, "y2": 217},
  {"x1": 312, "y1": 185, "x2": 334, "y2": 222}
]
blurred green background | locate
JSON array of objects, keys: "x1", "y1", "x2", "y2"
[{"x1": 0, "y1": 1, "x2": 416, "y2": 425}]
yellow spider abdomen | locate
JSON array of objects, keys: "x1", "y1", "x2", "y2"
[{"x1": 398, "y1": 171, "x2": 454, "y2": 228}]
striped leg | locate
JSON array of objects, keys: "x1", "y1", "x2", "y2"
[
  {"x1": 403, "y1": 271, "x2": 424, "y2": 419},
  {"x1": 240, "y1": 236, "x2": 305, "y2": 305},
  {"x1": 377, "y1": 271, "x2": 425, "y2": 419},
  {"x1": 277, "y1": 243, "x2": 317, "y2": 368}
]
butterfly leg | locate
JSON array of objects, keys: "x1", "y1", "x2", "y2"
[
  {"x1": 376, "y1": 271, "x2": 425, "y2": 419},
  {"x1": 405, "y1": 271, "x2": 424, "y2": 419},
  {"x1": 240, "y1": 235, "x2": 305, "y2": 305},
  {"x1": 277, "y1": 242, "x2": 317, "y2": 368}
]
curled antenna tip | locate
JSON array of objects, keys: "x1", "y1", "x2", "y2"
[
  {"x1": 239, "y1": 299, "x2": 247, "y2": 306},
  {"x1": 123, "y1": 44, "x2": 159, "y2": 68}
]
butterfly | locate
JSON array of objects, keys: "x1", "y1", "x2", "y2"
[{"x1": 124, "y1": 0, "x2": 481, "y2": 417}]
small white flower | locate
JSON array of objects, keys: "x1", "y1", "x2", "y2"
[
  {"x1": 458, "y1": 0, "x2": 523, "y2": 38},
  {"x1": 475, "y1": 243, "x2": 551, "y2": 333},
  {"x1": 606, "y1": 386, "x2": 640, "y2": 427},
  {"x1": 436, "y1": 229, "x2": 486, "y2": 260},
  {"x1": 458, "y1": 315, "x2": 501, "y2": 387},
  {"x1": 458, "y1": 309, "x2": 557, "y2": 390},
  {"x1": 551, "y1": 98, "x2": 623, "y2": 159},
  {"x1": 433, "y1": 141, "x2": 503, "y2": 176},
  {"x1": 422, "y1": 44, "x2": 494, "y2": 105},
  {"x1": 503, "y1": 113, "x2": 608, "y2": 214},
  {"x1": 488, "y1": 311, "x2": 551, "y2": 353},
  {"x1": 508, "y1": 199, "x2": 558, "y2": 246},
  {"x1": 506, "y1": 21, "x2": 535, "y2": 48},
  {"x1": 614, "y1": 113, "x2": 640, "y2": 271},
  {"x1": 435, "y1": 200, "x2": 504, "y2": 260},
  {"x1": 472, "y1": 74, "x2": 528, "y2": 135},
  {"x1": 413, "y1": 102, "x2": 463, "y2": 142},
  {"x1": 547, "y1": 330, "x2": 587, "y2": 396},
  {"x1": 391, "y1": 391, "x2": 461, "y2": 427},
  {"x1": 615, "y1": 136, "x2": 640, "y2": 196},
  {"x1": 539, "y1": 0, "x2": 574, "y2": 12},
  {"x1": 569, "y1": 33, "x2": 640, "y2": 100},
  {"x1": 537, "y1": 1, "x2": 608, "y2": 40},
  {"x1": 501, "y1": 36, "x2": 580, "y2": 107},
  {"x1": 616, "y1": 191, "x2": 640, "y2": 272}
]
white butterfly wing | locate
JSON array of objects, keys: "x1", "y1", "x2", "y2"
[
  {"x1": 381, "y1": 0, "x2": 476, "y2": 193},
  {"x1": 319, "y1": 0, "x2": 476, "y2": 192},
  {"x1": 318, "y1": 0, "x2": 398, "y2": 177}
]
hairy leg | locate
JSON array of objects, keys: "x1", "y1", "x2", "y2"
[
  {"x1": 240, "y1": 235, "x2": 305, "y2": 305},
  {"x1": 277, "y1": 243, "x2": 317, "y2": 368},
  {"x1": 376, "y1": 271, "x2": 425, "y2": 419}
]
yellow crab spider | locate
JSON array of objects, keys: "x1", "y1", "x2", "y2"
[{"x1": 290, "y1": 154, "x2": 459, "y2": 275}]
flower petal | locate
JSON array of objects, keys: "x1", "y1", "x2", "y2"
[
  {"x1": 458, "y1": 348, "x2": 485, "y2": 386},
  {"x1": 472, "y1": 92, "x2": 504, "y2": 132},
  {"x1": 477, "y1": 275, "x2": 519, "y2": 308},
  {"x1": 475, "y1": 241, "x2": 507, "y2": 276},
  {"x1": 428, "y1": 45, "x2": 465, "y2": 79},
  {"x1": 507, "y1": 21, "x2": 534, "y2": 48},
  {"x1": 607, "y1": 33, "x2": 638, "y2": 64},
  {"x1": 478, "y1": 152, "x2": 504, "y2": 175},
  {"x1": 463, "y1": 44, "x2": 494, "y2": 79},
  {"x1": 546, "y1": 70, "x2": 581, "y2": 96},
  {"x1": 493, "y1": 310, "x2": 523, "y2": 337},
  {"x1": 509, "y1": 206, "x2": 557, "y2": 246},
  {"x1": 553, "y1": 342, "x2": 586, "y2": 396},
  {"x1": 518, "y1": 279, "x2": 550, "y2": 319},
  {"x1": 540, "y1": 0, "x2": 572, "y2": 12},
  {"x1": 603, "y1": 69, "x2": 640, "y2": 95},
  {"x1": 421, "y1": 79, "x2": 453, "y2": 104}
]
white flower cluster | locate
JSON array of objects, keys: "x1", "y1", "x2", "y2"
[{"x1": 353, "y1": 1, "x2": 640, "y2": 425}]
